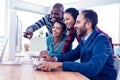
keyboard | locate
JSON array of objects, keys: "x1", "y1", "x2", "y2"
[
  {"x1": 32, "y1": 57, "x2": 45, "y2": 71},
  {"x1": 31, "y1": 57, "x2": 44, "y2": 65}
]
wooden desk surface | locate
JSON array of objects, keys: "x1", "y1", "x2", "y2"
[{"x1": 0, "y1": 57, "x2": 89, "y2": 80}]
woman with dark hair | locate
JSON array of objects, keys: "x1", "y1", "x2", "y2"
[
  {"x1": 40, "y1": 21, "x2": 71, "y2": 57},
  {"x1": 62, "y1": 8, "x2": 80, "y2": 53}
]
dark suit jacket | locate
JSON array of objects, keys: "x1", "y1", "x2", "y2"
[{"x1": 57, "y1": 28, "x2": 117, "y2": 80}]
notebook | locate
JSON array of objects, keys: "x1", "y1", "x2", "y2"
[
  {"x1": 29, "y1": 37, "x2": 47, "y2": 58},
  {"x1": 30, "y1": 37, "x2": 47, "y2": 51}
]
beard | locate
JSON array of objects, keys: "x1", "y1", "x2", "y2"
[
  {"x1": 76, "y1": 23, "x2": 87, "y2": 37},
  {"x1": 79, "y1": 27, "x2": 87, "y2": 36}
]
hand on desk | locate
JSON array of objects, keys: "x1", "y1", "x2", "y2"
[
  {"x1": 34, "y1": 50, "x2": 62, "y2": 71},
  {"x1": 38, "y1": 50, "x2": 55, "y2": 62},
  {"x1": 34, "y1": 62, "x2": 63, "y2": 71}
]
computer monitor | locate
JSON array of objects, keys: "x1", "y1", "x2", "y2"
[
  {"x1": 15, "y1": 15, "x2": 22, "y2": 53},
  {"x1": 1, "y1": 11, "x2": 22, "y2": 65}
]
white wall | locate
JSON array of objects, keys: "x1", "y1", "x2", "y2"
[{"x1": 88, "y1": 4, "x2": 120, "y2": 43}]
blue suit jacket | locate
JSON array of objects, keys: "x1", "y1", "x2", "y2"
[{"x1": 57, "y1": 29, "x2": 117, "y2": 80}]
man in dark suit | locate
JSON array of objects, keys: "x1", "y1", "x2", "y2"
[{"x1": 36, "y1": 9, "x2": 116, "y2": 80}]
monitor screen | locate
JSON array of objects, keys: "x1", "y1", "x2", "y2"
[{"x1": 9, "y1": 13, "x2": 22, "y2": 60}]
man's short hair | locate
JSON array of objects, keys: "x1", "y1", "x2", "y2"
[
  {"x1": 81, "y1": 9, "x2": 98, "y2": 29},
  {"x1": 52, "y1": 3, "x2": 64, "y2": 11}
]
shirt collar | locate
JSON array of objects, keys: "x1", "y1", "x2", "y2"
[{"x1": 82, "y1": 31, "x2": 93, "y2": 42}]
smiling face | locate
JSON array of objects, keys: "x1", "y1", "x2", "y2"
[
  {"x1": 51, "y1": 8, "x2": 63, "y2": 22},
  {"x1": 52, "y1": 22, "x2": 64, "y2": 37},
  {"x1": 64, "y1": 13, "x2": 75, "y2": 29},
  {"x1": 74, "y1": 13, "x2": 88, "y2": 37}
]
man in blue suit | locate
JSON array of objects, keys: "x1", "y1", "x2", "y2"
[{"x1": 36, "y1": 9, "x2": 117, "y2": 80}]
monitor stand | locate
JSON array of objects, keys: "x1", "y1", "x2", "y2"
[{"x1": 0, "y1": 58, "x2": 22, "y2": 65}]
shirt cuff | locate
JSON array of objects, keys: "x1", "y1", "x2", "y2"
[
  {"x1": 54, "y1": 56, "x2": 58, "y2": 62},
  {"x1": 26, "y1": 28, "x2": 33, "y2": 32}
]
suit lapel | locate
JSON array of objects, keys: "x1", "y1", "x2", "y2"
[{"x1": 80, "y1": 29, "x2": 100, "y2": 56}]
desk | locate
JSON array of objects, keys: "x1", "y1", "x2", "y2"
[{"x1": 0, "y1": 57, "x2": 89, "y2": 80}]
